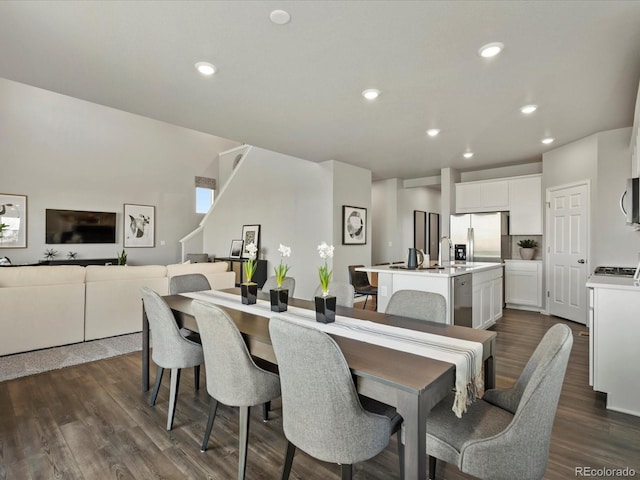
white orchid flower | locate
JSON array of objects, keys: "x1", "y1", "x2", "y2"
[
  {"x1": 278, "y1": 244, "x2": 291, "y2": 257},
  {"x1": 246, "y1": 242, "x2": 258, "y2": 258},
  {"x1": 317, "y1": 242, "x2": 335, "y2": 259}
]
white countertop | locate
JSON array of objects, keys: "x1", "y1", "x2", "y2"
[
  {"x1": 358, "y1": 262, "x2": 503, "y2": 278},
  {"x1": 586, "y1": 275, "x2": 640, "y2": 291}
]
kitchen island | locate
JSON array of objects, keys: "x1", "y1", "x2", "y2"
[{"x1": 358, "y1": 262, "x2": 503, "y2": 329}]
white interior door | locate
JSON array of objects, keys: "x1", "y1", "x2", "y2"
[{"x1": 547, "y1": 182, "x2": 589, "y2": 324}]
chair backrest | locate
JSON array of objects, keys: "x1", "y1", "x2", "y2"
[
  {"x1": 463, "y1": 323, "x2": 573, "y2": 479},
  {"x1": 261, "y1": 276, "x2": 296, "y2": 296},
  {"x1": 269, "y1": 317, "x2": 391, "y2": 465},
  {"x1": 191, "y1": 300, "x2": 279, "y2": 407},
  {"x1": 313, "y1": 282, "x2": 355, "y2": 308},
  {"x1": 348, "y1": 265, "x2": 371, "y2": 289},
  {"x1": 385, "y1": 289, "x2": 447, "y2": 323},
  {"x1": 169, "y1": 273, "x2": 211, "y2": 295},
  {"x1": 140, "y1": 287, "x2": 200, "y2": 368}
]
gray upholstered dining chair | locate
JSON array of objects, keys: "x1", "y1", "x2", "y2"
[
  {"x1": 261, "y1": 276, "x2": 296, "y2": 296},
  {"x1": 385, "y1": 289, "x2": 447, "y2": 323},
  {"x1": 169, "y1": 273, "x2": 211, "y2": 295},
  {"x1": 313, "y1": 282, "x2": 355, "y2": 308},
  {"x1": 426, "y1": 323, "x2": 573, "y2": 480},
  {"x1": 191, "y1": 300, "x2": 281, "y2": 480},
  {"x1": 269, "y1": 316, "x2": 404, "y2": 480},
  {"x1": 140, "y1": 287, "x2": 204, "y2": 431}
]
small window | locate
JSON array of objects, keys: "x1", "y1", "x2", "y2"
[{"x1": 196, "y1": 187, "x2": 214, "y2": 214}]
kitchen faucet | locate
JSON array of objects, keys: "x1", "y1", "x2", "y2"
[{"x1": 438, "y1": 236, "x2": 453, "y2": 265}]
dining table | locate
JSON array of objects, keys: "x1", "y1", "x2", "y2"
[{"x1": 141, "y1": 288, "x2": 496, "y2": 480}]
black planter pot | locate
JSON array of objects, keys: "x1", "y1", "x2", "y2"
[
  {"x1": 241, "y1": 283, "x2": 258, "y2": 305},
  {"x1": 315, "y1": 295, "x2": 337, "y2": 323},
  {"x1": 270, "y1": 288, "x2": 289, "y2": 312}
]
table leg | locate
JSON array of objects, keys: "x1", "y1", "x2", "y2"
[
  {"x1": 396, "y1": 390, "x2": 428, "y2": 480},
  {"x1": 142, "y1": 306, "x2": 149, "y2": 392},
  {"x1": 484, "y1": 338, "x2": 496, "y2": 390}
]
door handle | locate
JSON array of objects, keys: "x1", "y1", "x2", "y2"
[{"x1": 578, "y1": 259, "x2": 586, "y2": 264}]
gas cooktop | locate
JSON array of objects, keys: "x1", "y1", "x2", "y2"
[{"x1": 593, "y1": 266, "x2": 638, "y2": 277}]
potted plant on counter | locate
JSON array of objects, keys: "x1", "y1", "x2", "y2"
[{"x1": 517, "y1": 239, "x2": 538, "y2": 260}]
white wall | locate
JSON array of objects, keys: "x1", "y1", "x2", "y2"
[
  {"x1": 326, "y1": 160, "x2": 372, "y2": 285},
  {"x1": 371, "y1": 179, "x2": 440, "y2": 264},
  {"x1": 371, "y1": 179, "x2": 401, "y2": 263},
  {"x1": 398, "y1": 186, "x2": 441, "y2": 261},
  {"x1": 0, "y1": 78, "x2": 239, "y2": 265},
  {"x1": 594, "y1": 128, "x2": 639, "y2": 266},
  {"x1": 542, "y1": 127, "x2": 638, "y2": 269},
  {"x1": 201, "y1": 147, "x2": 334, "y2": 299}
]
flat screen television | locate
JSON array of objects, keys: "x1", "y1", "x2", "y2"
[{"x1": 45, "y1": 209, "x2": 117, "y2": 244}]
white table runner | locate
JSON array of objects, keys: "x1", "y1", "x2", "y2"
[{"x1": 181, "y1": 289, "x2": 483, "y2": 417}]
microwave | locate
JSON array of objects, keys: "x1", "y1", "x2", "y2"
[{"x1": 621, "y1": 178, "x2": 640, "y2": 225}]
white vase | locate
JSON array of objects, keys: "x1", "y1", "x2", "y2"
[{"x1": 519, "y1": 247, "x2": 535, "y2": 260}]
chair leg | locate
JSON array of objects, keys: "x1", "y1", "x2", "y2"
[
  {"x1": 262, "y1": 401, "x2": 271, "y2": 422},
  {"x1": 340, "y1": 464, "x2": 352, "y2": 480},
  {"x1": 150, "y1": 367, "x2": 164, "y2": 407},
  {"x1": 166, "y1": 368, "x2": 181, "y2": 431},
  {"x1": 396, "y1": 430, "x2": 404, "y2": 479},
  {"x1": 238, "y1": 406, "x2": 250, "y2": 480},
  {"x1": 428, "y1": 455, "x2": 437, "y2": 480},
  {"x1": 363, "y1": 295, "x2": 368, "y2": 309},
  {"x1": 280, "y1": 441, "x2": 296, "y2": 480},
  {"x1": 201, "y1": 397, "x2": 219, "y2": 452},
  {"x1": 194, "y1": 365, "x2": 200, "y2": 390}
]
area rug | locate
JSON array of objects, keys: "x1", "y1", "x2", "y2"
[{"x1": 0, "y1": 333, "x2": 142, "y2": 382}]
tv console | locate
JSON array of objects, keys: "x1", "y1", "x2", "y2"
[{"x1": 39, "y1": 258, "x2": 118, "y2": 266}]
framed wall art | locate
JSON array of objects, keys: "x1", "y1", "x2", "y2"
[
  {"x1": 0, "y1": 193, "x2": 27, "y2": 248},
  {"x1": 241, "y1": 224, "x2": 261, "y2": 257},
  {"x1": 229, "y1": 239, "x2": 244, "y2": 258},
  {"x1": 124, "y1": 204, "x2": 155, "y2": 247},
  {"x1": 342, "y1": 205, "x2": 367, "y2": 245}
]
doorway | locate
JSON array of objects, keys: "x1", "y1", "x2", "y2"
[{"x1": 546, "y1": 181, "x2": 589, "y2": 324}]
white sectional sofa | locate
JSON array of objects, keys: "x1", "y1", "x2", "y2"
[{"x1": 0, "y1": 262, "x2": 235, "y2": 356}]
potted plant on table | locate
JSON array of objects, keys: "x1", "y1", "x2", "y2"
[
  {"x1": 517, "y1": 239, "x2": 538, "y2": 260},
  {"x1": 241, "y1": 242, "x2": 258, "y2": 305},
  {"x1": 315, "y1": 242, "x2": 336, "y2": 323},
  {"x1": 271, "y1": 244, "x2": 291, "y2": 312}
]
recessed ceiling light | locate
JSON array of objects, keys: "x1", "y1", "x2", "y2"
[
  {"x1": 542, "y1": 137, "x2": 555, "y2": 145},
  {"x1": 463, "y1": 152, "x2": 474, "y2": 159},
  {"x1": 478, "y1": 42, "x2": 504, "y2": 58},
  {"x1": 426, "y1": 129, "x2": 441, "y2": 137},
  {"x1": 195, "y1": 62, "x2": 216, "y2": 76},
  {"x1": 362, "y1": 89, "x2": 381, "y2": 100},
  {"x1": 520, "y1": 104, "x2": 538, "y2": 114},
  {"x1": 270, "y1": 9, "x2": 291, "y2": 25}
]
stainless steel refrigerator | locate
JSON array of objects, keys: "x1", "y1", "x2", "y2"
[{"x1": 450, "y1": 212, "x2": 511, "y2": 262}]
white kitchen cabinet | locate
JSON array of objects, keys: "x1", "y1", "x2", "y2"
[
  {"x1": 456, "y1": 179, "x2": 509, "y2": 213},
  {"x1": 509, "y1": 175, "x2": 542, "y2": 235},
  {"x1": 587, "y1": 279, "x2": 640, "y2": 417},
  {"x1": 471, "y1": 267, "x2": 503, "y2": 329},
  {"x1": 504, "y1": 260, "x2": 542, "y2": 311}
]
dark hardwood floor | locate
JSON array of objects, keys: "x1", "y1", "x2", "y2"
[{"x1": 1, "y1": 308, "x2": 639, "y2": 479}]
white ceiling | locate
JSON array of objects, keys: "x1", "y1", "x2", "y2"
[{"x1": 1, "y1": 1, "x2": 640, "y2": 180}]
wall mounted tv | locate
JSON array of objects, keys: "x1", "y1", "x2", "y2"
[{"x1": 45, "y1": 209, "x2": 117, "y2": 244}]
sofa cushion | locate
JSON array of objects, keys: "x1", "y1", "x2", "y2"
[
  {"x1": 85, "y1": 265, "x2": 167, "y2": 282},
  {"x1": 166, "y1": 262, "x2": 228, "y2": 277},
  {"x1": 0, "y1": 265, "x2": 86, "y2": 287}
]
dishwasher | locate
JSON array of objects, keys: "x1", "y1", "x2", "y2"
[{"x1": 453, "y1": 273, "x2": 473, "y2": 327}]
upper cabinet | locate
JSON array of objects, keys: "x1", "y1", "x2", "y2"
[
  {"x1": 509, "y1": 175, "x2": 542, "y2": 235},
  {"x1": 455, "y1": 174, "x2": 542, "y2": 235},
  {"x1": 456, "y1": 179, "x2": 509, "y2": 213}
]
